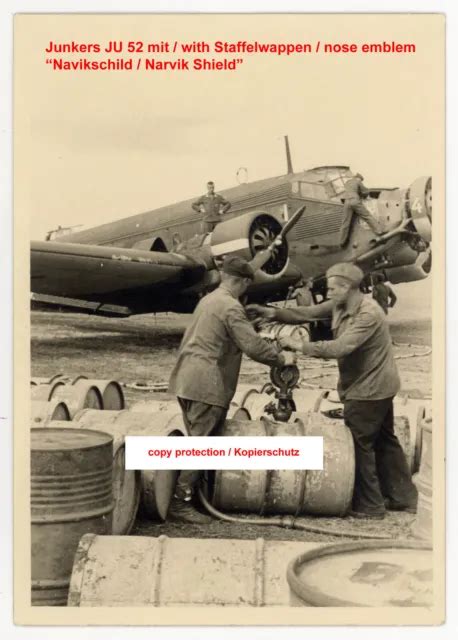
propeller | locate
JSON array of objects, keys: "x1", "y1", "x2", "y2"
[{"x1": 249, "y1": 205, "x2": 306, "y2": 273}]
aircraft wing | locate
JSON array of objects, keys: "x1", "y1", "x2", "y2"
[{"x1": 31, "y1": 240, "x2": 205, "y2": 302}]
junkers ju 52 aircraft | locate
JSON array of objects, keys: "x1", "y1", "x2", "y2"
[{"x1": 31, "y1": 139, "x2": 432, "y2": 324}]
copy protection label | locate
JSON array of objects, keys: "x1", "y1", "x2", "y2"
[{"x1": 125, "y1": 436, "x2": 323, "y2": 470}]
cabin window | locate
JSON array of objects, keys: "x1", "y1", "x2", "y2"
[
  {"x1": 299, "y1": 181, "x2": 327, "y2": 200},
  {"x1": 324, "y1": 176, "x2": 347, "y2": 198}
]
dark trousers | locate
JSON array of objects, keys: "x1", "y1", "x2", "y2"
[
  {"x1": 201, "y1": 220, "x2": 218, "y2": 234},
  {"x1": 175, "y1": 398, "x2": 227, "y2": 500},
  {"x1": 340, "y1": 201, "x2": 382, "y2": 247},
  {"x1": 344, "y1": 398, "x2": 418, "y2": 515}
]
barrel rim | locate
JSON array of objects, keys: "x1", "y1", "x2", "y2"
[
  {"x1": 67, "y1": 533, "x2": 97, "y2": 607},
  {"x1": 99, "y1": 380, "x2": 126, "y2": 410},
  {"x1": 51, "y1": 401, "x2": 71, "y2": 421},
  {"x1": 30, "y1": 427, "x2": 113, "y2": 450},
  {"x1": 286, "y1": 539, "x2": 432, "y2": 607},
  {"x1": 112, "y1": 445, "x2": 141, "y2": 534}
]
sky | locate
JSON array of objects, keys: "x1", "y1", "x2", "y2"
[{"x1": 14, "y1": 14, "x2": 443, "y2": 241}]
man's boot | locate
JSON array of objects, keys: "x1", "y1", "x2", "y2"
[{"x1": 167, "y1": 495, "x2": 213, "y2": 525}]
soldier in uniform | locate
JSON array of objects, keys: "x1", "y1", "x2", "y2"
[
  {"x1": 168, "y1": 255, "x2": 296, "y2": 523},
  {"x1": 247, "y1": 263, "x2": 417, "y2": 520},
  {"x1": 371, "y1": 275, "x2": 397, "y2": 315},
  {"x1": 340, "y1": 173, "x2": 383, "y2": 247},
  {"x1": 290, "y1": 277, "x2": 314, "y2": 307},
  {"x1": 192, "y1": 181, "x2": 231, "y2": 234}
]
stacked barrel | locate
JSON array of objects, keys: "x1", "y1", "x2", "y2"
[
  {"x1": 211, "y1": 412, "x2": 354, "y2": 517},
  {"x1": 30, "y1": 375, "x2": 187, "y2": 606},
  {"x1": 31, "y1": 382, "x2": 187, "y2": 529},
  {"x1": 230, "y1": 385, "x2": 431, "y2": 474},
  {"x1": 65, "y1": 534, "x2": 433, "y2": 608},
  {"x1": 31, "y1": 375, "x2": 124, "y2": 422},
  {"x1": 411, "y1": 413, "x2": 433, "y2": 541},
  {"x1": 31, "y1": 428, "x2": 114, "y2": 605},
  {"x1": 30, "y1": 371, "x2": 433, "y2": 607}
]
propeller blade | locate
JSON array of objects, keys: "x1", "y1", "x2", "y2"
[
  {"x1": 276, "y1": 205, "x2": 306, "y2": 242},
  {"x1": 249, "y1": 205, "x2": 306, "y2": 273}
]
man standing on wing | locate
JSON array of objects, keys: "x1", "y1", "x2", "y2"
[
  {"x1": 192, "y1": 180, "x2": 231, "y2": 234},
  {"x1": 340, "y1": 173, "x2": 383, "y2": 247},
  {"x1": 247, "y1": 262, "x2": 417, "y2": 520},
  {"x1": 168, "y1": 255, "x2": 296, "y2": 524}
]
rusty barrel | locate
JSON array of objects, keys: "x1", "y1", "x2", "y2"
[
  {"x1": 67, "y1": 377, "x2": 125, "y2": 410},
  {"x1": 413, "y1": 406, "x2": 432, "y2": 474},
  {"x1": 287, "y1": 540, "x2": 433, "y2": 607},
  {"x1": 130, "y1": 399, "x2": 178, "y2": 414},
  {"x1": 68, "y1": 534, "x2": 321, "y2": 607},
  {"x1": 412, "y1": 416, "x2": 433, "y2": 541},
  {"x1": 311, "y1": 389, "x2": 425, "y2": 471},
  {"x1": 71, "y1": 409, "x2": 187, "y2": 527},
  {"x1": 51, "y1": 380, "x2": 103, "y2": 418},
  {"x1": 31, "y1": 400, "x2": 71, "y2": 425},
  {"x1": 92, "y1": 380, "x2": 125, "y2": 410},
  {"x1": 31, "y1": 428, "x2": 113, "y2": 606},
  {"x1": 294, "y1": 388, "x2": 336, "y2": 413},
  {"x1": 237, "y1": 387, "x2": 417, "y2": 471},
  {"x1": 235, "y1": 389, "x2": 276, "y2": 421},
  {"x1": 394, "y1": 397, "x2": 432, "y2": 473},
  {"x1": 31, "y1": 379, "x2": 66, "y2": 402},
  {"x1": 31, "y1": 374, "x2": 65, "y2": 387},
  {"x1": 211, "y1": 411, "x2": 354, "y2": 516}
]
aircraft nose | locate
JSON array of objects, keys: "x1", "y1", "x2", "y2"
[
  {"x1": 407, "y1": 176, "x2": 432, "y2": 242},
  {"x1": 425, "y1": 177, "x2": 432, "y2": 221}
]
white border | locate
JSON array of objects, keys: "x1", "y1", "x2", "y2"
[{"x1": 1, "y1": 1, "x2": 456, "y2": 638}]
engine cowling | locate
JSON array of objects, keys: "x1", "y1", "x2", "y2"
[
  {"x1": 209, "y1": 211, "x2": 289, "y2": 277},
  {"x1": 383, "y1": 250, "x2": 431, "y2": 284},
  {"x1": 405, "y1": 176, "x2": 432, "y2": 242}
]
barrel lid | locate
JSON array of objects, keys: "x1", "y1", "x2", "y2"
[
  {"x1": 288, "y1": 541, "x2": 433, "y2": 607},
  {"x1": 31, "y1": 428, "x2": 112, "y2": 450}
]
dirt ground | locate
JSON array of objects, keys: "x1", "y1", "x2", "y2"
[{"x1": 31, "y1": 298, "x2": 431, "y2": 543}]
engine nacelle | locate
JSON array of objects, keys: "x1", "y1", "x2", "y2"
[
  {"x1": 363, "y1": 176, "x2": 432, "y2": 243},
  {"x1": 405, "y1": 176, "x2": 432, "y2": 242},
  {"x1": 383, "y1": 250, "x2": 431, "y2": 284},
  {"x1": 210, "y1": 211, "x2": 289, "y2": 278}
]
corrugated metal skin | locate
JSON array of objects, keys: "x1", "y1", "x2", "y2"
[
  {"x1": 288, "y1": 200, "x2": 343, "y2": 242},
  {"x1": 58, "y1": 175, "x2": 295, "y2": 247},
  {"x1": 229, "y1": 183, "x2": 291, "y2": 212},
  {"x1": 55, "y1": 170, "x2": 347, "y2": 248}
]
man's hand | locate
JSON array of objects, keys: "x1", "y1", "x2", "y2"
[
  {"x1": 245, "y1": 304, "x2": 276, "y2": 321},
  {"x1": 280, "y1": 351, "x2": 297, "y2": 366},
  {"x1": 278, "y1": 336, "x2": 303, "y2": 352},
  {"x1": 300, "y1": 341, "x2": 316, "y2": 356}
]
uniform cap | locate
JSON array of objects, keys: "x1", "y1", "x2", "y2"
[
  {"x1": 221, "y1": 255, "x2": 255, "y2": 280},
  {"x1": 326, "y1": 262, "x2": 364, "y2": 286},
  {"x1": 354, "y1": 172, "x2": 364, "y2": 180}
]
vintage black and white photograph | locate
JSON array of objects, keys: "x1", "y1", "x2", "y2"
[{"x1": 14, "y1": 12, "x2": 445, "y2": 624}]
